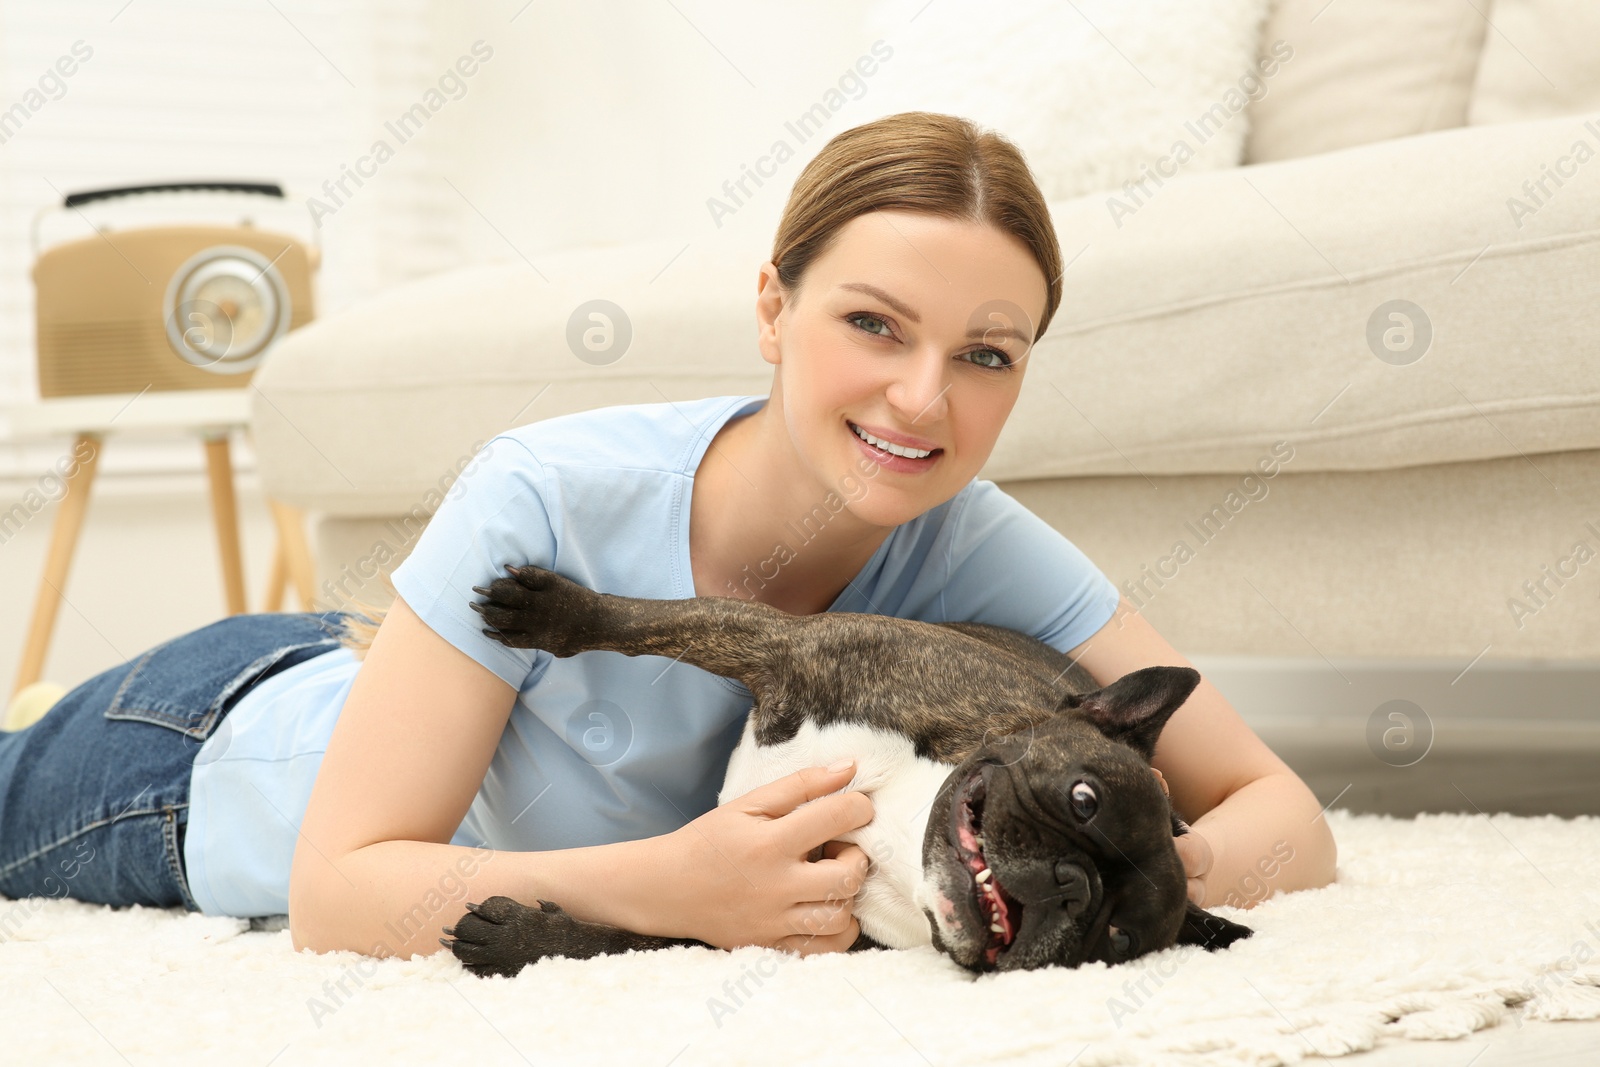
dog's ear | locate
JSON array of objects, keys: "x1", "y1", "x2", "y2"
[
  {"x1": 1173, "y1": 900, "x2": 1253, "y2": 951},
  {"x1": 1056, "y1": 666, "x2": 1201, "y2": 761}
]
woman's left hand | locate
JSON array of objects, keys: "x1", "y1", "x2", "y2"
[
  {"x1": 1173, "y1": 825, "x2": 1214, "y2": 906},
  {"x1": 1152, "y1": 767, "x2": 1213, "y2": 906}
]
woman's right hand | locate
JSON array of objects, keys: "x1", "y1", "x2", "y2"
[{"x1": 645, "y1": 760, "x2": 875, "y2": 955}]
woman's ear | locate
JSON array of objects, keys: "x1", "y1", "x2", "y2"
[{"x1": 755, "y1": 263, "x2": 788, "y2": 367}]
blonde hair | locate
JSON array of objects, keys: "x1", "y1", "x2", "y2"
[
  {"x1": 332, "y1": 111, "x2": 1061, "y2": 659},
  {"x1": 770, "y1": 110, "x2": 1063, "y2": 340}
]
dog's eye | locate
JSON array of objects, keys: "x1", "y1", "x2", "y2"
[
  {"x1": 1108, "y1": 924, "x2": 1133, "y2": 958},
  {"x1": 1068, "y1": 780, "x2": 1098, "y2": 821}
]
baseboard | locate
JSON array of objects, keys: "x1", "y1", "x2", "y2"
[
  {"x1": 1189, "y1": 655, "x2": 1600, "y2": 817},
  {"x1": 1191, "y1": 654, "x2": 1600, "y2": 746}
]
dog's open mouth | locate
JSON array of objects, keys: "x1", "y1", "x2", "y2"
[{"x1": 952, "y1": 766, "x2": 1025, "y2": 967}]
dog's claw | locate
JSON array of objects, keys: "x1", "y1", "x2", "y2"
[{"x1": 439, "y1": 936, "x2": 453, "y2": 948}]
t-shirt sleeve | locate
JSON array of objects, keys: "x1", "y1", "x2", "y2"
[
  {"x1": 389, "y1": 435, "x2": 557, "y2": 690},
  {"x1": 941, "y1": 479, "x2": 1121, "y2": 655}
]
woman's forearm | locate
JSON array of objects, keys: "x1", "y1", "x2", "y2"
[
  {"x1": 1190, "y1": 771, "x2": 1338, "y2": 910},
  {"x1": 288, "y1": 835, "x2": 663, "y2": 960}
]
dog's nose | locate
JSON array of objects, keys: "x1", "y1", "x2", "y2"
[{"x1": 1053, "y1": 861, "x2": 1092, "y2": 921}]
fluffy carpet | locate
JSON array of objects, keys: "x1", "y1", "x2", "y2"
[{"x1": 3, "y1": 809, "x2": 1598, "y2": 1066}]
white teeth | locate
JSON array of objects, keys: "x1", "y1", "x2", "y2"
[
  {"x1": 851, "y1": 422, "x2": 933, "y2": 459},
  {"x1": 975, "y1": 868, "x2": 991, "y2": 883},
  {"x1": 990, "y1": 922, "x2": 1004, "y2": 934}
]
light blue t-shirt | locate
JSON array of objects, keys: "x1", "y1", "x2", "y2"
[{"x1": 184, "y1": 393, "x2": 1120, "y2": 917}]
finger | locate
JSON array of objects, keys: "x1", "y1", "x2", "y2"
[
  {"x1": 807, "y1": 838, "x2": 850, "y2": 863},
  {"x1": 775, "y1": 790, "x2": 875, "y2": 859},
  {"x1": 798, "y1": 845, "x2": 872, "y2": 902},
  {"x1": 818, "y1": 839, "x2": 853, "y2": 861},
  {"x1": 777, "y1": 929, "x2": 856, "y2": 957},
  {"x1": 1174, "y1": 829, "x2": 1214, "y2": 879},
  {"x1": 738, "y1": 762, "x2": 859, "y2": 822},
  {"x1": 1187, "y1": 878, "x2": 1205, "y2": 907},
  {"x1": 778, "y1": 910, "x2": 858, "y2": 956},
  {"x1": 788, "y1": 897, "x2": 855, "y2": 939}
]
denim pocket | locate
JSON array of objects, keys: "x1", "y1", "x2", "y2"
[{"x1": 103, "y1": 612, "x2": 348, "y2": 741}]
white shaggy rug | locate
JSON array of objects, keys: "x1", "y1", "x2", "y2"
[{"x1": 3, "y1": 809, "x2": 1599, "y2": 1066}]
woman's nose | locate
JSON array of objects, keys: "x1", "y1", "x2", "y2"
[{"x1": 885, "y1": 353, "x2": 952, "y2": 425}]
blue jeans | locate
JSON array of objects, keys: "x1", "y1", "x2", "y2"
[{"x1": 0, "y1": 611, "x2": 358, "y2": 916}]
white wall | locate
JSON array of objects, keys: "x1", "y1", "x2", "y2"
[
  {"x1": 427, "y1": 0, "x2": 890, "y2": 268},
  {"x1": 0, "y1": 1, "x2": 909, "y2": 483}
]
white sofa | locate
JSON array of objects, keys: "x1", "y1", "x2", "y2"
[{"x1": 251, "y1": 0, "x2": 1600, "y2": 665}]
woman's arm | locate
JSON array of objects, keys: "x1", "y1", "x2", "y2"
[
  {"x1": 289, "y1": 594, "x2": 667, "y2": 959},
  {"x1": 290, "y1": 594, "x2": 873, "y2": 960},
  {"x1": 1065, "y1": 596, "x2": 1337, "y2": 909}
]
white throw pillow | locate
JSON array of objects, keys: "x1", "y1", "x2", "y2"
[
  {"x1": 852, "y1": 0, "x2": 1274, "y2": 202},
  {"x1": 1468, "y1": 0, "x2": 1600, "y2": 125}
]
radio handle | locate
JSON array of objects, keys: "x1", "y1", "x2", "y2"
[
  {"x1": 30, "y1": 181, "x2": 319, "y2": 263},
  {"x1": 61, "y1": 181, "x2": 285, "y2": 209}
]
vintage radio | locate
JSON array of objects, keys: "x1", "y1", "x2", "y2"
[{"x1": 31, "y1": 181, "x2": 318, "y2": 398}]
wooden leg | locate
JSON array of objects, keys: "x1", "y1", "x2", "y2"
[
  {"x1": 202, "y1": 432, "x2": 248, "y2": 616},
  {"x1": 268, "y1": 498, "x2": 317, "y2": 611},
  {"x1": 263, "y1": 535, "x2": 289, "y2": 612},
  {"x1": 12, "y1": 433, "x2": 102, "y2": 702}
]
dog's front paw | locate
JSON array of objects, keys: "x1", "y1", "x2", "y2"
[
  {"x1": 469, "y1": 564, "x2": 598, "y2": 657},
  {"x1": 443, "y1": 896, "x2": 598, "y2": 977}
]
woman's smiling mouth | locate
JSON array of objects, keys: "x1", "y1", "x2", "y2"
[{"x1": 848, "y1": 419, "x2": 944, "y2": 473}]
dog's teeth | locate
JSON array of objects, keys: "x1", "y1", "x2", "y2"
[
  {"x1": 990, "y1": 922, "x2": 1004, "y2": 933},
  {"x1": 975, "y1": 868, "x2": 991, "y2": 883}
]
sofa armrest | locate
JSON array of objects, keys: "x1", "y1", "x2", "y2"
[
  {"x1": 250, "y1": 237, "x2": 776, "y2": 515},
  {"x1": 985, "y1": 110, "x2": 1600, "y2": 480}
]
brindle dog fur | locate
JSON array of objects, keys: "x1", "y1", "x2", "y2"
[{"x1": 442, "y1": 563, "x2": 1252, "y2": 977}]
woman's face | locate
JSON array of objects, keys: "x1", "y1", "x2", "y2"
[{"x1": 755, "y1": 209, "x2": 1049, "y2": 527}]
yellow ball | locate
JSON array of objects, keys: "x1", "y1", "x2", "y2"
[{"x1": 4, "y1": 681, "x2": 69, "y2": 732}]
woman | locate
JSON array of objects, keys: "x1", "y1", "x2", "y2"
[{"x1": 0, "y1": 111, "x2": 1335, "y2": 961}]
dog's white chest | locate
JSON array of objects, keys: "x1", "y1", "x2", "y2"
[{"x1": 718, "y1": 717, "x2": 955, "y2": 949}]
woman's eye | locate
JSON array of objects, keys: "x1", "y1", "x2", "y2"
[
  {"x1": 847, "y1": 312, "x2": 893, "y2": 338},
  {"x1": 845, "y1": 313, "x2": 1015, "y2": 370},
  {"x1": 967, "y1": 349, "x2": 1014, "y2": 370}
]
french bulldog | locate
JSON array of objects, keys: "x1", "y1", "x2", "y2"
[{"x1": 442, "y1": 563, "x2": 1252, "y2": 977}]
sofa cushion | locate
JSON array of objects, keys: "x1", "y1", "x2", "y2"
[
  {"x1": 1245, "y1": 0, "x2": 1488, "y2": 163},
  {"x1": 1468, "y1": 0, "x2": 1600, "y2": 125},
  {"x1": 857, "y1": 0, "x2": 1271, "y2": 201},
  {"x1": 252, "y1": 115, "x2": 1600, "y2": 514}
]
